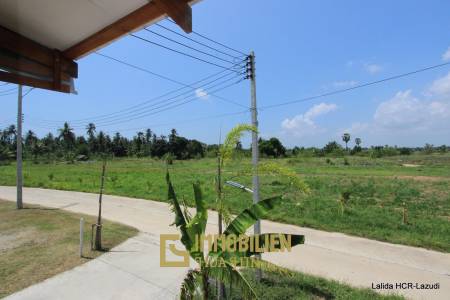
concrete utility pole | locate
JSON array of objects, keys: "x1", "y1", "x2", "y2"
[
  {"x1": 249, "y1": 51, "x2": 262, "y2": 279},
  {"x1": 16, "y1": 85, "x2": 23, "y2": 209}
]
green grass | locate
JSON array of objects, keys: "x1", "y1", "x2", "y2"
[
  {"x1": 230, "y1": 269, "x2": 404, "y2": 300},
  {"x1": 0, "y1": 153, "x2": 449, "y2": 252},
  {"x1": 0, "y1": 200, "x2": 138, "y2": 298}
]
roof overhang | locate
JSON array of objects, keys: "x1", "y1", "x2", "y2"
[{"x1": 0, "y1": 0, "x2": 199, "y2": 93}]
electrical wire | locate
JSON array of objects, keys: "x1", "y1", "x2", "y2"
[
  {"x1": 154, "y1": 23, "x2": 241, "y2": 60},
  {"x1": 260, "y1": 61, "x2": 450, "y2": 110},
  {"x1": 130, "y1": 33, "x2": 233, "y2": 70},
  {"x1": 31, "y1": 75, "x2": 245, "y2": 131},
  {"x1": 166, "y1": 19, "x2": 247, "y2": 56},
  {"x1": 31, "y1": 53, "x2": 247, "y2": 126},
  {"x1": 144, "y1": 28, "x2": 236, "y2": 65},
  {"x1": 102, "y1": 110, "x2": 248, "y2": 134},
  {"x1": 0, "y1": 86, "x2": 18, "y2": 94},
  {"x1": 75, "y1": 75, "x2": 245, "y2": 128},
  {"x1": 33, "y1": 67, "x2": 246, "y2": 125}
]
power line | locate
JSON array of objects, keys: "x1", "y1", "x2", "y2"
[
  {"x1": 102, "y1": 110, "x2": 248, "y2": 134},
  {"x1": 261, "y1": 61, "x2": 450, "y2": 110},
  {"x1": 32, "y1": 75, "x2": 245, "y2": 130},
  {"x1": 35, "y1": 71, "x2": 242, "y2": 126},
  {"x1": 75, "y1": 76, "x2": 245, "y2": 128},
  {"x1": 23, "y1": 88, "x2": 34, "y2": 98},
  {"x1": 0, "y1": 87, "x2": 33, "y2": 97},
  {"x1": 144, "y1": 28, "x2": 236, "y2": 65},
  {"x1": 166, "y1": 19, "x2": 247, "y2": 56},
  {"x1": 94, "y1": 52, "x2": 188, "y2": 86},
  {"x1": 130, "y1": 33, "x2": 233, "y2": 70},
  {"x1": 154, "y1": 23, "x2": 240, "y2": 60},
  {"x1": 31, "y1": 54, "x2": 247, "y2": 127},
  {"x1": 0, "y1": 86, "x2": 18, "y2": 94}
]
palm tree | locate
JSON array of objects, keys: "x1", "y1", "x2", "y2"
[
  {"x1": 166, "y1": 171, "x2": 305, "y2": 300},
  {"x1": 86, "y1": 123, "x2": 96, "y2": 138},
  {"x1": 342, "y1": 133, "x2": 351, "y2": 151},
  {"x1": 355, "y1": 138, "x2": 362, "y2": 147},
  {"x1": 58, "y1": 122, "x2": 75, "y2": 150},
  {"x1": 6, "y1": 125, "x2": 16, "y2": 144}
]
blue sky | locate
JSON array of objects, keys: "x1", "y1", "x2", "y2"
[{"x1": 1, "y1": 0, "x2": 450, "y2": 147}]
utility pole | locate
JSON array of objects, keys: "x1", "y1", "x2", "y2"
[
  {"x1": 16, "y1": 85, "x2": 23, "y2": 209},
  {"x1": 248, "y1": 51, "x2": 262, "y2": 280}
]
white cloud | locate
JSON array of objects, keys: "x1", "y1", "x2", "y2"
[
  {"x1": 428, "y1": 71, "x2": 450, "y2": 97},
  {"x1": 364, "y1": 63, "x2": 383, "y2": 74},
  {"x1": 281, "y1": 103, "x2": 337, "y2": 137},
  {"x1": 372, "y1": 74, "x2": 450, "y2": 132},
  {"x1": 195, "y1": 88, "x2": 209, "y2": 100},
  {"x1": 332, "y1": 80, "x2": 358, "y2": 88},
  {"x1": 374, "y1": 90, "x2": 427, "y2": 130},
  {"x1": 443, "y1": 47, "x2": 450, "y2": 62}
]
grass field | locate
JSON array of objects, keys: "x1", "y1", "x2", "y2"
[
  {"x1": 0, "y1": 153, "x2": 449, "y2": 252},
  {"x1": 0, "y1": 200, "x2": 138, "y2": 298},
  {"x1": 229, "y1": 269, "x2": 404, "y2": 300}
]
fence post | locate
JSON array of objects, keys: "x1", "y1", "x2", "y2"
[{"x1": 80, "y1": 218, "x2": 84, "y2": 257}]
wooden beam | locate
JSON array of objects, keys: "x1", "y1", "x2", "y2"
[
  {"x1": 0, "y1": 71, "x2": 70, "y2": 93},
  {"x1": 0, "y1": 26, "x2": 76, "y2": 93},
  {"x1": 0, "y1": 49, "x2": 70, "y2": 82},
  {"x1": 0, "y1": 26, "x2": 77, "y2": 78},
  {"x1": 63, "y1": 0, "x2": 195, "y2": 60},
  {"x1": 154, "y1": 0, "x2": 192, "y2": 33}
]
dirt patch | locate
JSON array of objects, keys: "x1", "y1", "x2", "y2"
[
  {"x1": 0, "y1": 228, "x2": 40, "y2": 252},
  {"x1": 402, "y1": 164, "x2": 422, "y2": 167},
  {"x1": 394, "y1": 175, "x2": 450, "y2": 182}
]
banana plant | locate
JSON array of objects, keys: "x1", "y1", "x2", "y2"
[{"x1": 166, "y1": 171, "x2": 305, "y2": 300}]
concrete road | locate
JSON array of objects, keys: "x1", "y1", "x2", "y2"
[{"x1": 1, "y1": 187, "x2": 449, "y2": 300}]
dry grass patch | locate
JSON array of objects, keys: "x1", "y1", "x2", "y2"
[{"x1": 0, "y1": 199, "x2": 138, "y2": 298}]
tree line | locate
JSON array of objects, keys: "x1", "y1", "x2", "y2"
[{"x1": 0, "y1": 124, "x2": 447, "y2": 163}]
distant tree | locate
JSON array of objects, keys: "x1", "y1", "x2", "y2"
[
  {"x1": 86, "y1": 123, "x2": 97, "y2": 153},
  {"x1": 25, "y1": 130, "x2": 37, "y2": 148},
  {"x1": 112, "y1": 132, "x2": 127, "y2": 157},
  {"x1": 259, "y1": 137, "x2": 286, "y2": 158},
  {"x1": 58, "y1": 122, "x2": 75, "y2": 150},
  {"x1": 292, "y1": 146, "x2": 301, "y2": 156},
  {"x1": 86, "y1": 123, "x2": 96, "y2": 138},
  {"x1": 323, "y1": 141, "x2": 343, "y2": 155},
  {"x1": 438, "y1": 145, "x2": 447, "y2": 153},
  {"x1": 342, "y1": 133, "x2": 351, "y2": 151},
  {"x1": 151, "y1": 135, "x2": 168, "y2": 158},
  {"x1": 399, "y1": 147, "x2": 412, "y2": 155},
  {"x1": 423, "y1": 143, "x2": 434, "y2": 154},
  {"x1": 186, "y1": 139, "x2": 205, "y2": 158},
  {"x1": 355, "y1": 138, "x2": 361, "y2": 147},
  {"x1": 97, "y1": 131, "x2": 110, "y2": 154}
]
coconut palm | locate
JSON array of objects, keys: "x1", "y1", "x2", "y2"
[
  {"x1": 166, "y1": 171, "x2": 305, "y2": 300},
  {"x1": 86, "y1": 123, "x2": 96, "y2": 138},
  {"x1": 342, "y1": 133, "x2": 351, "y2": 151},
  {"x1": 58, "y1": 122, "x2": 75, "y2": 150}
]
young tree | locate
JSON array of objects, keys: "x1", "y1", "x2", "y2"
[
  {"x1": 166, "y1": 171, "x2": 305, "y2": 300},
  {"x1": 342, "y1": 133, "x2": 351, "y2": 151}
]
